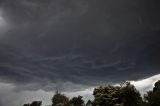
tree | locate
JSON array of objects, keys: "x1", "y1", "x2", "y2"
[
  {"x1": 69, "y1": 95, "x2": 84, "y2": 106},
  {"x1": 52, "y1": 91, "x2": 69, "y2": 106},
  {"x1": 86, "y1": 100, "x2": 92, "y2": 106},
  {"x1": 30, "y1": 101, "x2": 42, "y2": 106},
  {"x1": 153, "y1": 80, "x2": 160, "y2": 92},
  {"x1": 93, "y1": 85, "x2": 122, "y2": 106},
  {"x1": 23, "y1": 104, "x2": 30, "y2": 106},
  {"x1": 23, "y1": 101, "x2": 42, "y2": 106},
  {"x1": 120, "y1": 82, "x2": 142, "y2": 106},
  {"x1": 93, "y1": 82, "x2": 143, "y2": 106},
  {"x1": 144, "y1": 80, "x2": 160, "y2": 106},
  {"x1": 144, "y1": 90, "x2": 160, "y2": 106}
]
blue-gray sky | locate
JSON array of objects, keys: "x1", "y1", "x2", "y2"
[{"x1": 0, "y1": 0, "x2": 160, "y2": 106}]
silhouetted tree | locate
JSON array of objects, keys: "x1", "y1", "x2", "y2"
[
  {"x1": 91, "y1": 101, "x2": 96, "y2": 106},
  {"x1": 52, "y1": 91, "x2": 69, "y2": 106},
  {"x1": 120, "y1": 82, "x2": 142, "y2": 106},
  {"x1": 144, "y1": 80, "x2": 160, "y2": 106},
  {"x1": 23, "y1": 104, "x2": 30, "y2": 106},
  {"x1": 86, "y1": 100, "x2": 92, "y2": 106},
  {"x1": 69, "y1": 95, "x2": 84, "y2": 106},
  {"x1": 153, "y1": 80, "x2": 160, "y2": 92},
  {"x1": 23, "y1": 101, "x2": 42, "y2": 106},
  {"x1": 30, "y1": 101, "x2": 42, "y2": 106}
]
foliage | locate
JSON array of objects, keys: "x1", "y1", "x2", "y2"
[
  {"x1": 23, "y1": 101, "x2": 42, "y2": 106},
  {"x1": 23, "y1": 104, "x2": 30, "y2": 106},
  {"x1": 93, "y1": 82, "x2": 142, "y2": 106},
  {"x1": 22, "y1": 80, "x2": 160, "y2": 106},
  {"x1": 144, "y1": 80, "x2": 160, "y2": 106},
  {"x1": 93, "y1": 85, "x2": 122, "y2": 106},
  {"x1": 86, "y1": 100, "x2": 92, "y2": 106},
  {"x1": 30, "y1": 101, "x2": 42, "y2": 106},
  {"x1": 69, "y1": 95, "x2": 84, "y2": 106},
  {"x1": 153, "y1": 80, "x2": 160, "y2": 92},
  {"x1": 120, "y1": 82, "x2": 142, "y2": 106},
  {"x1": 52, "y1": 91, "x2": 69, "y2": 106}
]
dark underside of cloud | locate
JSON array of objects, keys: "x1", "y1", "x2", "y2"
[{"x1": 0, "y1": 0, "x2": 160, "y2": 91}]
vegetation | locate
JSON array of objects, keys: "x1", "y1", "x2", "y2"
[
  {"x1": 69, "y1": 95, "x2": 84, "y2": 106},
  {"x1": 23, "y1": 101, "x2": 42, "y2": 106},
  {"x1": 23, "y1": 80, "x2": 160, "y2": 106},
  {"x1": 144, "y1": 80, "x2": 160, "y2": 106},
  {"x1": 52, "y1": 91, "x2": 69, "y2": 106}
]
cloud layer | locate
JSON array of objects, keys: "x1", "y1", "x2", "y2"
[{"x1": 0, "y1": 0, "x2": 159, "y2": 91}]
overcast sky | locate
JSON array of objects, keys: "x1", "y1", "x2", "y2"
[{"x1": 0, "y1": 0, "x2": 160, "y2": 106}]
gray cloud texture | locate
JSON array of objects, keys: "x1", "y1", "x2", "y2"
[{"x1": 0, "y1": 0, "x2": 159, "y2": 91}]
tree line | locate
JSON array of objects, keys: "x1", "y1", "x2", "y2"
[{"x1": 23, "y1": 80, "x2": 160, "y2": 106}]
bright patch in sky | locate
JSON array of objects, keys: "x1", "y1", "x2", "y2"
[
  {"x1": 0, "y1": 10, "x2": 5, "y2": 26},
  {"x1": 0, "y1": 19, "x2": 7, "y2": 28},
  {"x1": 0, "y1": 10, "x2": 9, "y2": 33},
  {"x1": 0, "y1": 9, "x2": 9, "y2": 35},
  {"x1": 130, "y1": 74, "x2": 160, "y2": 95},
  {"x1": 0, "y1": 17, "x2": 3, "y2": 22}
]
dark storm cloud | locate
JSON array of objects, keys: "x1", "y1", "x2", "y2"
[{"x1": 0, "y1": 0, "x2": 160, "y2": 91}]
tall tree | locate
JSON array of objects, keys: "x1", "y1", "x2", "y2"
[
  {"x1": 23, "y1": 101, "x2": 42, "y2": 106},
  {"x1": 93, "y1": 82, "x2": 143, "y2": 106},
  {"x1": 69, "y1": 95, "x2": 84, "y2": 106},
  {"x1": 153, "y1": 80, "x2": 160, "y2": 92},
  {"x1": 86, "y1": 100, "x2": 92, "y2": 106},
  {"x1": 93, "y1": 85, "x2": 122, "y2": 106},
  {"x1": 52, "y1": 91, "x2": 69, "y2": 106},
  {"x1": 23, "y1": 104, "x2": 30, "y2": 106},
  {"x1": 120, "y1": 82, "x2": 142, "y2": 106},
  {"x1": 30, "y1": 101, "x2": 42, "y2": 106},
  {"x1": 144, "y1": 80, "x2": 160, "y2": 106}
]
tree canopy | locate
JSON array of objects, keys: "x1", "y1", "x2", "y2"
[
  {"x1": 23, "y1": 101, "x2": 42, "y2": 106},
  {"x1": 69, "y1": 96, "x2": 84, "y2": 106},
  {"x1": 52, "y1": 91, "x2": 69, "y2": 106},
  {"x1": 93, "y1": 85, "x2": 122, "y2": 106},
  {"x1": 144, "y1": 80, "x2": 160, "y2": 106},
  {"x1": 22, "y1": 80, "x2": 160, "y2": 106},
  {"x1": 93, "y1": 82, "x2": 142, "y2": 106}
]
